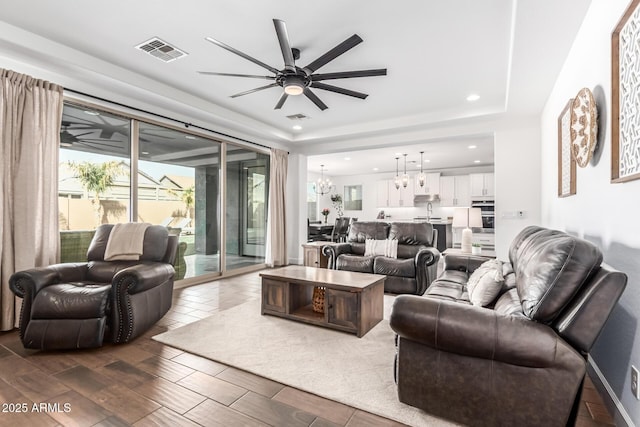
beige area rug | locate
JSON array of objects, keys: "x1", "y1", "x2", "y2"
[{"x1": 153, "y1": 296, "x2": 454, "y2": 427}]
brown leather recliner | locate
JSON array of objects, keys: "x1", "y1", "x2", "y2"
[
  {"x1": 323, "y1": 221, "x2": 440, "y2": 295},
  {"x1": 390, "y1": 226, "x2": 627, "y2": 427},
  {"x1": 9, "y1": 224, "x2": 178, "y2": 350}
]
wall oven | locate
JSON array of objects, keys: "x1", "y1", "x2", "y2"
[{"x1": 471, "y1": 200, "x2": 494, "y2": 230}]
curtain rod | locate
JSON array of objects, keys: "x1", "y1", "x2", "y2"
[{"x1": 64, "y1": 88, "x2": 273, "y2": 151}]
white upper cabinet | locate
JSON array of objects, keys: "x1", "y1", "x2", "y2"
[
  {"x1": 414, "y1": 172, "x2": 441, "y2": 196},
  {"x1": 440, "y1": 175, "x2": 471, "y2": 207},
  {"x1": 469, "y1": 173, "x2": 494, "y2": 198}
]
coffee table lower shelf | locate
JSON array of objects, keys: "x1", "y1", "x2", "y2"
[{"x1": 260, "y1": 266, "x2": 385, "y2": 338}]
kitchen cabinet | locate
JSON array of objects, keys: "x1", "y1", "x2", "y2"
[
  {"x1": 376, "y1": 180, "x2": 389, "y2": 207},
  {"x1": 469, "y1": 173, "x2": 494, "y2": 198},
  {"x1": 377, "y1": 178, "x2": 414, "y2": 207},
  {"x1": 414, "y1": 172, "x2": 440, "y2": 196},
  {"x1": 439, "y1": 175, "x2": 470, "y2": 207}
]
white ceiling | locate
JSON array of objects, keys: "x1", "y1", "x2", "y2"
[{"x1": 0, "y1": 0, "x2": 591, "y2": 175}]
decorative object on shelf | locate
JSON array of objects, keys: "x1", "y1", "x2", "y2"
[
  {"x1": 330, "y1": 193, "x2": 344, "y2": 217},
  {"x1": 471, "y1": 243, "x2": 482, "y2": 255},
  {"x1": 402, "y1": 154, "x2": 409, "y2": 188},
  {"x1": 376, "y1": 210, "x2": 385, "y2": 219},
  {"x1": 314, "y1": 164, "x2": 332, "y2": 195},
  {"x1": 393, "y1": 156, "x2": 401, "y2": 189},
  {"x1": 612, "y1": 0, "x2": 640, "y2": 182},
  {"x1": 321, "y1": 208, "x2": 330, "y2": 223},
  {"x1": 452, "y1": 207, "x2": 482, "y2": 253},
  {"x1": 569, "y1": 87, "x2": 598, "y2": 168},
  {"x1": 312, "y1": 286, "x2": 325, "y2": 313},
  {"x1": 558, "y1": 98, "x2": 577, "y2": 197},
  {"x1": 417, "y1": 151, "x2": 426, "y2": 187}
]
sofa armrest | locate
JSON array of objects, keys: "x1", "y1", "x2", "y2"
[
  {"x1": 414, "y1": 247, "x2": 441, "y2": 294},
  {"x1": 390, "y1": 295, "x2": 562, "y2": 368},
  {"x1": 322, "y1": 243, "x2": 353, "y2": 269},
  {"x1": 442, "y1": 253, "x2": 488, "y2": 273},
  {"x1": 9, "y1": 263, "x2": 88, "y2": 298},
  {"x1": 112, "y1": 263, "x2": 175, "y2": 295}
]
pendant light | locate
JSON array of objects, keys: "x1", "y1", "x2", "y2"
[
  {"x1": 401, "y1": 153, "x2": 409, "y2": 188},
  {"x1": 393, "y1": 157, "x2": 401, "y2": 189},
  {"x1": 417, "y1": 151, "x2": 426, "y2": 187}
]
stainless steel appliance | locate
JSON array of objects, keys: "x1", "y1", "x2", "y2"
[{"x1": 471, "y1": 200, "x2": 494, "y2": 230}]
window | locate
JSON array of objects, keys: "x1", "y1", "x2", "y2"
[
  {"x1": 307, "y1": 182, "x2": 318, "y2": 220},
  {"x1": 58, "y1": 101, "x2": 269, "y2": 281},
  {"x1": 344, "y1": 185, "x2": 363, "y2": 210}
]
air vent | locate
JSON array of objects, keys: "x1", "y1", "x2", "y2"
[
  {"x1": 135, "y1": 37, "x2": 187, "y2": 63},
  {"x1": 286, "y1": 113, "x2": 310, "y2": 120}
]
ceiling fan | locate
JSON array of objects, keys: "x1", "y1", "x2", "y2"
[{"x1": 198, "y1": 19, "x2": 387, "y2": 111}]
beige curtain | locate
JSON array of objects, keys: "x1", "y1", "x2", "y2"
[
  {"x1": 0, "y1": 69, "x2": 63, "y2": 330},
  {"x1": 265, "y1": 148, "x2": 288, "y2": 267}
]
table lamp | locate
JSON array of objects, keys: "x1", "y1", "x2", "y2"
[{"x1": 452, "y1": 207, "x2": 482, "y2": 253}]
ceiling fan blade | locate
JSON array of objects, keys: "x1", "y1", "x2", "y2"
[
  {"x1": 230, "y1": 83, "x2": 279, "y2": 98},
  {"x1": 311, "y1": 69, "x2": 387, "y2": 81},
  {"x1": 303, "y1": 88, "x2": 328, "y2": 111},
  {"x1": 310, "y1": 82, "x2": 368, "y2": 99},
  {"x1": 205, "y1": 36, "x2": 280, "y2": 74},
  {"x1": 274, "y1": 93, "x2": 289, "y2": 110},
  {"x1": 302, "y1": 34, "x2": 363, "y2": 75},
  {"x1": 273, "y1": 19, "x2": 295, "y2": 72},
  {"x1": 198, "y1": 71, "x2": 276, "y2": 80}
]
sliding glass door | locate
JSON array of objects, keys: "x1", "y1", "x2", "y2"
[{"x1": 58, "y1": 101, "x2": 268, "y2": 281}]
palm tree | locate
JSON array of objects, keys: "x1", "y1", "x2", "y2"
[
  {"x1": 68, "y1": 161, "x2": 123, "y2": 227},
  {"x1": 168, "y1": 185, "x2": 195, "y2": 219}
]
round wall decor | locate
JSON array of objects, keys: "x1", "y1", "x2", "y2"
[{"x1": 569, "y1": 87, "x2": 598, "y2": 167}]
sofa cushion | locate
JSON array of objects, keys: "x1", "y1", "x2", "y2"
[
  {"x1": 388, "y1": 222, "x2": 434, "y2": 246},
  {"x1": 467, "y1": 259, "x2": 504, "y2": 307},
  {"x1": 347, "y1": 222, "x2": 390, "y2": 243},
  {"x1": 512, "y1": 227, "x2": 603, "y2": 324},
  {"x1": 374, "y1": 256, "x2": 415, "y2": 278},
  {"x1": 336, "y1": 254, "x2": 374, "y2": 273},
  {"x1": 365, "y1": 239, "x2": 398, "y2": 258},
  {"x1": 425, "y1": 280, "x2": 470, "y2": 303}
]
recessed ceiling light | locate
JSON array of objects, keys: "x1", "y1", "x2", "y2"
[
  {"x1": 141, "y1": 151, "x2": 149, "y2": 155},
  {"x1": 373, "y1": 167, "x2": 379, "y2": 171},
  {"x1": 344, "y1": 157, "x2": 351, "y2": 161},
  {"x1": 466, "y1": 94, "x2": 480, "y2": 102},
  {"x1": 468, "y1": 145, "x2": 477, "y2": 149},
  {"x1": 424, "y1": 159, "x2": 431, "y2": 163},
  {"x1": 474, "y1": 160, "x2": 481, "y2": 163},
  {"x1": 84, "y1": 110, "x2": 100, "y2": 116},
  {"x1": 185, "y1": 135, "x2": 196, "y2": 140},
  {"x1": 292, "y1": 125, "x2": 302, "y2": 130},
  {"x1": 394, "y1": 152, "x2": 403, "y2": 156}
]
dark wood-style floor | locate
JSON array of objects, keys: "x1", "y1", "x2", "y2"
[{"x1": 0, "y1": 271, "x2": 615, "y2": 427}]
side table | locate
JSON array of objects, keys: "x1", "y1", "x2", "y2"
[
  {"x1": 302, "y1": 241, "x2": 338, "y2": 268},
  {"x1": 442, "y1": 248, "x2": 497, "y2": 259}
]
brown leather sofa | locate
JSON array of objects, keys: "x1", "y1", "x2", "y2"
[
  {"x1": 9, "y1": 224, "x2": 178, "y2": 350},
  {"x1": 390, "y1": 226, "x2": 627, "y2": 426},
  {"x1": 323, "y1": 221, "x2": 440, "y2": 295}
]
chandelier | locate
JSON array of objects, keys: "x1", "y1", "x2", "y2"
[
  {"x1": 314, "y1": 164, "x2": 332, "y2": 195},
  {"x1": 417, "y1": 151, "x2": 426, "y2": 187}
]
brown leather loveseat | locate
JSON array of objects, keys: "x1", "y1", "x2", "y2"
[
  {"x1": 390, "y1": 225, "x2": 627, "y2": 426},
  {"x1": 10, "y1": 224, "x2": 178, "y2": 350},
  {"x1": 323, "y1": 221, "x2": 440, "y2": 295}
]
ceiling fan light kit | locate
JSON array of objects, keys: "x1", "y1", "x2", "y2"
[{"x1": 200, "y1": 19, "x2": 387, "y2": 111}]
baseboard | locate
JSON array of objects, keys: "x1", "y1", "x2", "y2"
[{"x1": 588, "y1": 355, "x2": 636, "y2": 427}]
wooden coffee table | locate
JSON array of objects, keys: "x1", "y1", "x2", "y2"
[{"x1": 260, "y1": 265, "x2": 386, "y2": 337}]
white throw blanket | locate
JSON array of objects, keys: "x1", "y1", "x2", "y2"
[{"x1": 104, "y1": 223, "x2": 151, "y2": 261}]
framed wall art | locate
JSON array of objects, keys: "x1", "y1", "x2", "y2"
[
  {"x1": 344, "y1": 185, "x2": 363, "y2": 210},
  {"x1": 558, "y1": 99, "x2": 576, "y2": 197},
  {"x1": 612, "y1": 0, "x2": 640, "y2": 182}
]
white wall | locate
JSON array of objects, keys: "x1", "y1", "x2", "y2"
[
  {"x1": 494, "y1": 125, "x2": 542, "y2": 259},
  {"x1": 541, "y1": 0, "x2": 640, "y2": 424}
]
